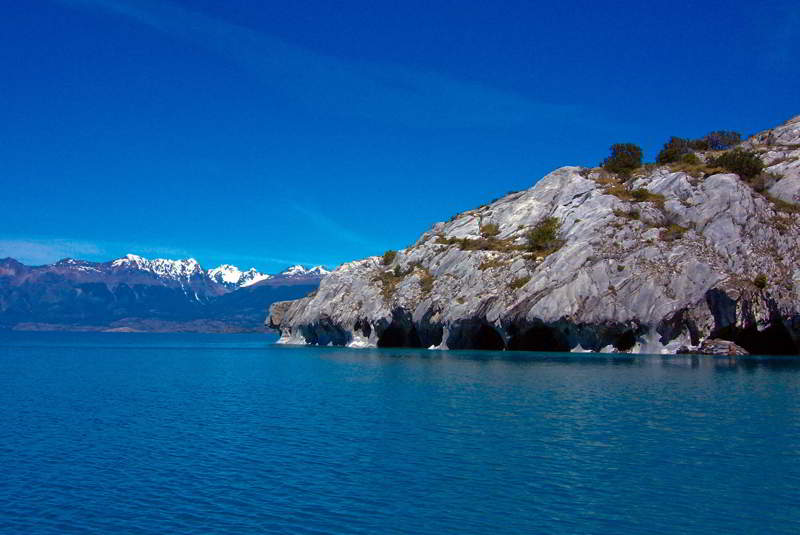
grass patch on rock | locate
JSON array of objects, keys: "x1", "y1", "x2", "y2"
[
  {"x1": 613, "y1": 208, "x2": 640, "y2": 220},
  {"x1": 419, "y1": 268, "x2": 434, "y2": 296},
  {"x1": 525, "y1": 217, "x2": 565, "y2": 256},
  {"x1": 480, "y1": 223, "x2": 500, "y2": 238},
  {"x1": 764, "y1": 194, "x2": 800, "y2": 215},
  {"x1": 659, "y1": 223, "x2": 688, "y2": 242},
  {"x1": 509, "y1": 275, "x2": 531, "y2": 291},
  {"x1": 382, "y1": 250, "x2": 397, "y2": 265},
  {"x1": 478, "y1": 256, "x2": 508, "y2": 271}
]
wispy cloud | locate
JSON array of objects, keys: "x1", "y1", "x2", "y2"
[
  {"x1": 0, "y1": 239, "x2": 104, "y2": 265},
  {"x1": 55, "y1": 0, "x2": 575, "y2": 128},
  {"x1": 288, "y1": 202, "x2": 377, "y2": 249}
]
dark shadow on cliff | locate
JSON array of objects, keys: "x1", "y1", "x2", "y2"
[
  {"x1": 715, "y1": 322, "x2": 798, "y2": 356},
  {"x1": 508, "y1": 325, "x2": 570, "y2": 352},
  {"x1": 377, "y1": 322, "x2": 422, "y2": 348}
]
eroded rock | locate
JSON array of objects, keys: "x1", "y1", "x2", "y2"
[{"x1": 268, "y1": 116, "x2": 800, "y2": 355}]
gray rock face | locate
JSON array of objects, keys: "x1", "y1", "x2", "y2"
[
  {"x1": 268, "y1": 116, "x2": 800, "y2": 355},
  {"x1": 745, "y1": 115, "x2": 800, "y2": 205},
  {"x1": 678, "y1": 339, "x2": 749, "y2": 356}
]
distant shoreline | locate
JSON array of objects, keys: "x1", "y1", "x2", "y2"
[{"x1": 4, "y1": 320, "x2": 266, "y2": 334}]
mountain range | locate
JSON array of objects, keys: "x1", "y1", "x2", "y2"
[{"x1": 0, "y1": 254, "x2": 330, "y2": 332}]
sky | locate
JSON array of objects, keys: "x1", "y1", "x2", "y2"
[{"x1": 1, "y1": 0, "x2": 798, "y2": 271}]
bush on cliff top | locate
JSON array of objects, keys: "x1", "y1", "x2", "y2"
[
  {"x1": 602, "y1": 143, "x2": 643, "y2": 177},
  {"x1": 704, "y1": 130, "x2": 742, "y2": 151},
  {"x1": 657, "y1": 137, "x2": 692, "y2": 164},
  {"x1": 656, "y1": 131, "x2": 742, "y2": 164},
  {"x1": 382, "y1": 250, "x2": 397, "y2": 265}
]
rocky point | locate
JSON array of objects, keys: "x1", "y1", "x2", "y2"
[{"x1": 268, "y1": 116, "x2": 800, "y2": 355}]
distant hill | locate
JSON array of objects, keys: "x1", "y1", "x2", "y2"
[{"x1": 0, "y1": 255, "x2": 329, "y2": 332}]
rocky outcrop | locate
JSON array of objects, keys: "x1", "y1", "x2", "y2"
[
  {"x1": 678, "y1": 339, "x2": 749, "y2": 356},
  {"x1": 744, "y1": 115, "x2": 800, "y2": 205},
  {"x1": 268, "y1": 116, "x2": 800, "y2": 355}
]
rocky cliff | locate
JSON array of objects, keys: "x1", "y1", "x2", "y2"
[{"x1": 268, "y1": 116, "x2": 800, "y2": 355}]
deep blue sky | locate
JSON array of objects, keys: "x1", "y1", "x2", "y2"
[{"x1": 1, "y1": 0, "x2": 798, "y2": 271}]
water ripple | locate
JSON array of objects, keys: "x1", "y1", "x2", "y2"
[{"x1": 0, "y1": 332, "x2": 798, "y2": 534}]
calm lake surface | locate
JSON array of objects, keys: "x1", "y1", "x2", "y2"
[{"x1": 0, "y1": 332, "x2": 798, "y2": 534}]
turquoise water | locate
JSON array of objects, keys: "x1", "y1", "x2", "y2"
[{"x1": 0, "y1": 332, "x2": 798, "y2": 534}]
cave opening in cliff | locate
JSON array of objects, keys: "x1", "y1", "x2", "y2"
[
  {"x1": 377, "y1": 322, "x2": 422, "y2": 348},
  {"x1": 508, "y1": 325, "x2": 570, "y2": 352},
  {"x1": 614, "y1": 330, "x2": 638, "y2": 352},
  {"x1": 473, "y1": 324, "x2": 505, "y2": 350},
  {"x1": 354, "y1": 318, "x2": 371, "y2": 338},
  {"x1": 723, "y1": 322, "x2": 798, "y2": 356}
]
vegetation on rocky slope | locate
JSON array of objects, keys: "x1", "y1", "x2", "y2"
[{"x1": 270, "y1": 115, "x2": 800, "y2": 355}]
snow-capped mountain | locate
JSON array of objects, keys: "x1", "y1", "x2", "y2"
[
  {"x1": 111, "y1": 254, "x2": 205, "y2": 282},
  {"x1": 0, "y1": 254, "x2": 330, "y2": 332},
  {"x1": 280, "y1": 264, "x2": 331, "y2": 277},
  {"x1": 259, "y1": 264, "x2": 331, "y2": 286},
  {"x1": 207, "y1": 264, "x2": 271, "y2": 289}
]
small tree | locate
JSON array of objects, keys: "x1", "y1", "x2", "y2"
[
  {"x1": 526, "y1": 217, "x2": 563, "y2": 253},
  {"x1": 708, "y1": 149, "x2": 763, "y2": 179},
  {"x1": 480, "y1": 223, "x2": 500, "y2": 238},
  {"x1": 704, "y1": 130, "x2": 741, "y2": 151},
  {"x1": 754, "y1": 274, "x2": 767, "y2": 289},
  {"x1": 656, "y1": 137, "x2": 691, "y2": 164},
  {"x1": 602, "y1": 143, "x2": 643, "y2": 176},
  {"x1": 382, "y1": 250, "x2": 397, "y2": 266}
]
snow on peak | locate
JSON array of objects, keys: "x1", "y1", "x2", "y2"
[
  {"x1": 283, "y1": 264, "x2": 308, "y2": 275},
  {"x1": 208, "y1": 264, "x2": 243, "y2": 285},
  {"x1": 279, "y1": 264, "x2": 331, "y2": 277},
  {"x1": 207, "y1": 264, "x2": 270, "y2": 288},
  {"x1": 309, "y1": 266, "x2": 331, "y2": 275},
  {"x1": 111, "y1": 254, "x2": 204, "y2": 281},
  {"x1": 240, "y1": 268, "x2": 271, "y2": 287}
]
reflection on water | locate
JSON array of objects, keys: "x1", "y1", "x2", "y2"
[
  {"x1": 1, "y1": 332, "x2": 799, "y2": 535},
  {"x1": 305, "y1": 344, "x2": 800, "y2": 371}
]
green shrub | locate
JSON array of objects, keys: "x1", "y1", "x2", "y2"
[
  {"x1": 688, "y1": 138, "x2": 709, "y2": 151},
  {"x1": 765, "y1": 194, "x2": 800, "y2": 214},
  {"x1": 681, "y1": 153, "x2": 700, "y2": 165},
  {"x1": 419, "y1": 270, "x2": 434, "y2": 295},
  {"x1": 526, "y1": 217, "x2": 563, "y2": 254},
  {"x1": 658, "y1": 223, "x2": 689, "y2": 242},
  {"x1": 656, "y1": 137, "x2": 692, "y2": 164},
  {"x1": 478, "y1": 257, "x2": 507, "y2": 270},
  {"x1": 382, "y1": 250, "x2": 397, "y2": 265},
  {"x1": 509, "y1": 275, "x2": 531, "y2": 290},
  {"x1": 480, "y1": 223, "x2": 500, "y2": 238},
  {"x1": 754, "y1": 274, "x2": 767, "y2": 289},
  {"x1": 659, "y1": 224, "x2": 688, "y2": 242},
  {"x1": 602, "y1": 143, "x2": 643, "y2": 176},
  {"x1": 613, "y1": 208, "x2": 640, "y2": 220},
  {"x1": 748, "y1": 171, "x2": 783, "y2": 193},
  {"x1": 707, "y1": 149, "x2": 763, "y2": 179},
  {"x1": 704, "y1": 130, "x2": 741, "y2": 150}
]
